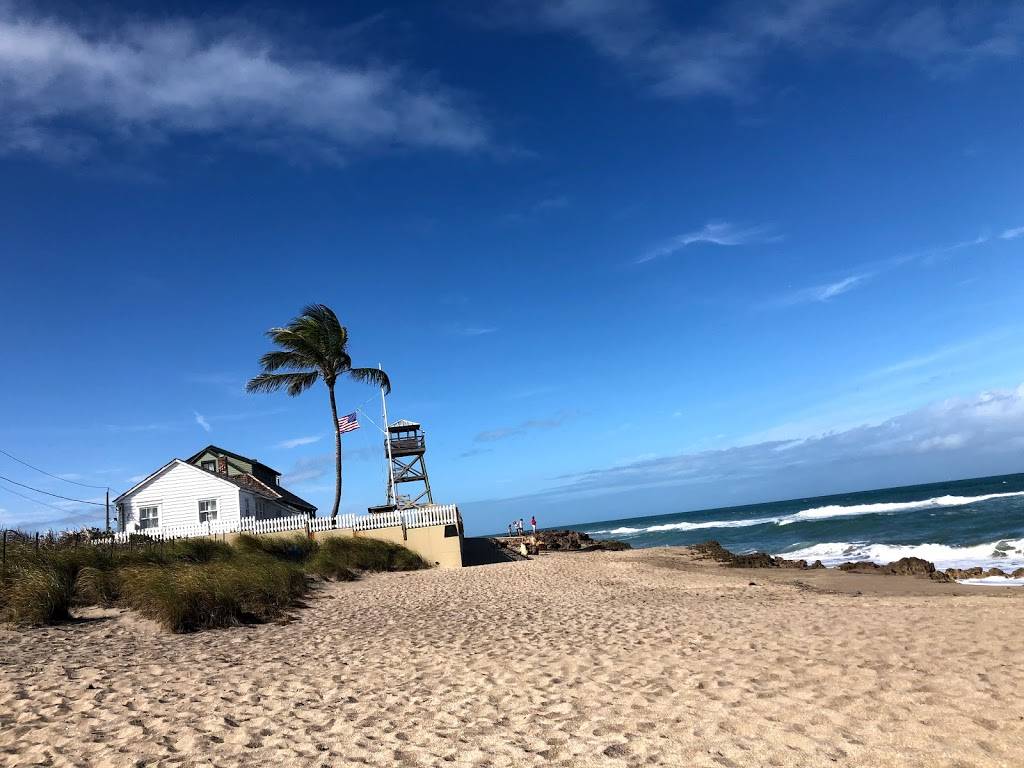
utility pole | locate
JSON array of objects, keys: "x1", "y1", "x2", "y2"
[{"x1": 105, "y1": 488, "x2": 110, "y2": 533}]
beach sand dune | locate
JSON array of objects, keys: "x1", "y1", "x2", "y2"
[{"x1": 2, "y1": 548, "x2": 1023, "y2": 767}]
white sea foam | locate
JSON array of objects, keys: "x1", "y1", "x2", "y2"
[
  {"x1": 586, "y1": 491, "x2": 1024, "y2": 537},
  {"x1": 778, "y1": 538, "x2": 1024, "y2": 571},
  {"x1": 588, "y1": 516, "x2": 780, "y2": 537},
  {"x1": 777, "y1": 491, "x2": 1024, "y2": 525},
  {"x1": 957, "y1": 577, "x2": 1024, "y2": 586}
]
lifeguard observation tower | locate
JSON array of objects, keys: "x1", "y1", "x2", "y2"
[{"x1": 383, "y1": 419, "x2": 434, "y2": 509}]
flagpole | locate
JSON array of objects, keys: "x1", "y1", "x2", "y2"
[{"x1": 380, "y1": 363, "x2": 396, "y2": 508}]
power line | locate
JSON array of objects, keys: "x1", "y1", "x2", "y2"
[
  {"x1": 0, "y1": 482, "x2": 71, "y2": 514},
  {"x1": 0, "y1": 447, "x2": 108, "y2": 489},
  {"x1": 0, "y1": 474, "x2": 106, "y2": 507}
]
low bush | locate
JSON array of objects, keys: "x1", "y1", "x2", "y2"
[
  {"x1": 118, "y1": 555, "x2": 306, "y2": 633},
  {"x1": 1, "y1": 562, "x2": 77, "y2": 626},
  {"x1": 76, "y1": 566, "x2": 122, "y2": 607},
  {"x1": 235, "y1": 533, "x2": 319, "y2": 563},
  {"x1": 166, "y1": 538, "x2": 234, "y2": 564},
  {"x1": 2, "y1": 530, "x2": 428, "y2": 631},
  {"x1": 309, "y1": 536, "x2": 427, "y2": 578}
]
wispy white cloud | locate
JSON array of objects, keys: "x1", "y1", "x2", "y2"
[
  {"x1": 277, "y1": 435, "x2": 322, "y2": 449},
  {"x1": 1000, "y1": 225, "x2": 1024, "y2": 240},
  {"x1": 0, "y1": 7, "x2": 487, "y2": 163},
  {"x1": 637, "y1": 221, "x2": 777, "y2": 263},
  {"x1": 485, "y1": 382, "x2": 1024, "y2": 505},
  {"x1": 496, "y1": 1, "x2": 1024, "y2": 101},
  {"x1": 452, "y1": 326, "x2": 498, "y2": 336},
  {"x1": 193, "y1": 411, "x2": 212, "y2": 433},
  {"x1": 499, "y1": 194, "x2": 570, "y2": 224},
  {"x1": 475, "y1": 411, "x2": 577, "y2": 442},
  {"x1": 775, "y1": 273, "x2": 869, "y2": 306},
  {"x1": 859, "y1": 329, "x2": 1014, "y2": 382},
  {"x1": 282, "y1": 448, "x2": 377, "y2": 485}
]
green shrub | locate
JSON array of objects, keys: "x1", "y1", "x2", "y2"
[
  {"x1": 1, "y1": 562, "x2": 77, "y2": 626},
  {"x1": 118, "y1": 556, "x2": 306, "y2": 633},
  {"x1": 235, "y1": 533, "x2": 319, "y2": 563},
  {"x1": 309, "y1": 536, "x2": 427, "y2": 578},
  {"x1": 76, "y1": 566, "x2": 122, "y2": 607},
  {"x1": 166, "y1": 538, "x2": 234, "y2": 564}
]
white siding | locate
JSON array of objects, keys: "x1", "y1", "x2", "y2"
[
  {"x1": 249, "y1": 492, "x2": 290, "y2": 520},
  {"x1": 121, "y1": 461, "x2": 242, "y2": 532}
]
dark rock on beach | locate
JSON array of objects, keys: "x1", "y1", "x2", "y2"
[
  {"x1": 534, "y1": 530, "x2": 632, "y2": 552},
  {"x1": 837, "y1": 557, "x2": 953, "y2": 581},
  {"x1": 495, "y1": 529, "x2": 632, "y2": 556},
  {"x1": 691, "y1": 540, "x2": 823, "y2": 570}
]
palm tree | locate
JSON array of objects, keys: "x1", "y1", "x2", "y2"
[{"x1": 246, "y1": 304, "x2": 391, "y2": 522}]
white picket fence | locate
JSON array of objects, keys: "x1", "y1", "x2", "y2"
[{"x1": 98, "y1": 504, "x2": 460, "y2": 543}]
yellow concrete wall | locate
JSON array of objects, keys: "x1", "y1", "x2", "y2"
[
  {"x1": 225, "y1": 523, "x2": 463, "y2": 569},
  {"x1": 353, "y1": 524, "x2": 463, "y2": 569},
  {"x1": 315, "y1": 527, "x2": 355, "y2": 541}
]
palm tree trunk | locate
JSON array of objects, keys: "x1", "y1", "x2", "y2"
[{"x1": 328, "y1": 384, "x2": 342, "y2": 523}]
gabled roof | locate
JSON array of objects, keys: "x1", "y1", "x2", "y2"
[
  {"x1": 189, "y1": 464, "x2": 316, "y2": 511},
  {"x1": 185, "y1": 444, "x2": 281, "y2": 476},
  {"x1": 117, "y1": 451, "x2": 317, "y2": 513},
  {"x1": 113, "y1": 459, "x2": 258, "y2": 504}
]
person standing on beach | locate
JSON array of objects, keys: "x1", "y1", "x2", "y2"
[
  {"x1": 530, "y1": 515, "x2": 537, "y2": 534},
  {"x1": 507, "y1": 522, "x2": 514, "y2": 537},
  {"x1": 517, "y1": 518, "x2": 525, "y2": 536}
]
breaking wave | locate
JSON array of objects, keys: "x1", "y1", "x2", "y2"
[
  {"x1": 776, "y1": 491, "x2": 1024, "y2": 526},
  {"x1": 589, "y1": 517, "x2": 780, "y2": 536},
  {"x1": 587, "y1": 491, "x2": 1024, "y2": 537},
  {"x1": 777, "y1": 538, "x2": 1024, "y2": 571}
]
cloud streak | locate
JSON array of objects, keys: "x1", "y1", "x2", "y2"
[
  {"x1": 277, "y1": 435, "x2": 322, "y2": 449},
  {"x1": 773, "y1": 273, "x2": 869, "y2": 306},
  {"x1": 474, "y1": 411, "x2": 576, "y2": 442},
  {"x1": 0, "y1": 7, "x2": 487, "y2": 162},
  {"x1": 499, "y1": 1, "x2": 1024, "y2": 101},
  {"x1": 637, "y1": 221, "x2": 777, "y2": 263},
  {"x1": 193, "y1": 411, "x2": 212, "y2": 433},
  {"x1": 452, "y1": 326, "x2": 497, "y2": 336},
  {"x1": 483, "y1": 383, "x2": 1024, "y2": 509}
]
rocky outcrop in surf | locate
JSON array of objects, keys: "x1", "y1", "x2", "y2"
[
  {"x1": 693, "y1": 541, "x2": 1024, "y2": 582},
  {"x1": 533, "y1": 530, "x2": 632, "y2": 552},
  {"x1": 494, "y1": 530, "x2": 631, "y2": 556},
  {"x1": 944, "y1": 566, "x2": 1024, "y2": 580},
  {"x1": 837, "y1": 557, "x2": 953, "y2": 582},
  {"x1": 692, "y1": 540, "x2": 825, "y2": 570}
]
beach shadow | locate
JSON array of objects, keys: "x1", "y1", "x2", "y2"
[{"x1": 461, "y1": 537, "x2": 523, "y2": 567}]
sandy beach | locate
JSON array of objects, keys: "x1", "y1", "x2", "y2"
[{"x1": 2, "y1": 546, "x2": 1023, "y2": 767}]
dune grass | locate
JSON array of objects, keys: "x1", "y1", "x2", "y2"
[
  {"x1": 1, "y1": 531, "x2": 428, "y2": 631},
  {"x1": 309, "y1": 536, "x2": 428, "y2": 578},
  {"x1": 117, "y1": 556, "x2": 308, "y2": 632}
]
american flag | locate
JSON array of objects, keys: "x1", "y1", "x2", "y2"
[{"x1": 337, "y1": 412, "x2": 360, "y2": 434}]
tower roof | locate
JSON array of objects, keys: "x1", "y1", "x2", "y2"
[{"x1": 388, "y1": 419, "x2": 421, "y2": 432}]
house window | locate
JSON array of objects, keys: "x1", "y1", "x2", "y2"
[
  {"x1": 198, "y1": 498, "x2": 218, "y2": 523},
  {"x1": 138, "y1": 505, "x2": 159, "y2": 529},
  {"x1": 201, "y1": 460, "x2": 216, "y2": 472},
  {"x1": 243, "y1": 496, "x2": 251, "y2": 517}
]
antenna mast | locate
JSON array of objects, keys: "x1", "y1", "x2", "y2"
[{"x1": 380, "y1": 363, "x2": 396, "y2": 506}]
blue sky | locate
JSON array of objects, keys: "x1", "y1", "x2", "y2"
[{"x1": 1, "y1": 0, "x2": 1023, "y2": 534}]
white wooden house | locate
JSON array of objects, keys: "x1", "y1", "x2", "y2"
[{"x1": 113, "y1": 446, "x2": 316, "y2": 533}]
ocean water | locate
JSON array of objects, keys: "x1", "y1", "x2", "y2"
[{"x1": 572, "y1": 473, "x2": 1024, "y2": 573}]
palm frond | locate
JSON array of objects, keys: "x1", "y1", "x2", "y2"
[
  {"x1": 246, "y1": 372, "x2": 321, "y2": 395},
  {"x1": 258, "y1": 350, "x2": 315, "y2": 373},
  {"x1": 284, "y1": 371, "x2": 320, "y2": 396},
  {"x1": 347, "y1": 367, "x2": 392, "y2": 395}
]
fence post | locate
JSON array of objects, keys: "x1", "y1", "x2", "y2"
[{"x1": 35, "y1": 531, "x2": 40, "y2": 552}]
